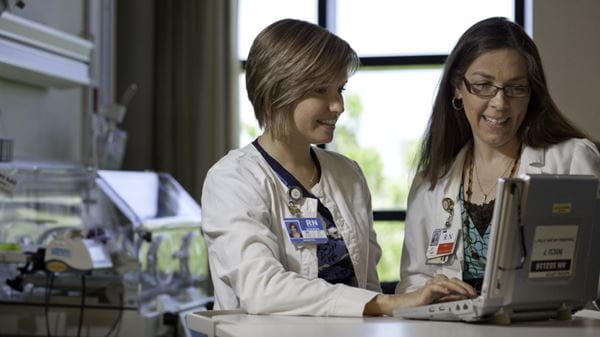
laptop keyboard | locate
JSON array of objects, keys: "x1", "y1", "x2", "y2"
[
  {"x1": 465, "y1": 277, "x2": 484, "y2": 295},
  {"x1": 393, "y1": 298, "x2": 478, "y2": 321}
]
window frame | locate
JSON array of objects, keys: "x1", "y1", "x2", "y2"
[
  {"x1": 318, "y1": 0, "x2": 524, "y2": 222},
  {"x1": 240, "y1": 0, "x2": 525, "y2": 222}
]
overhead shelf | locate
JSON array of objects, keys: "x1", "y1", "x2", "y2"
[{"x1": 0, "y1": 11, "x2": 93, "y2": 88}]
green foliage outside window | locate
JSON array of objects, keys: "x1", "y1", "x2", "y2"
[
  {"x1": 334, "y1": 92, "x2": 410, "y2": 281},
  {"x1": 374, "y1": 221, "x2": 405, "y2": 282}
]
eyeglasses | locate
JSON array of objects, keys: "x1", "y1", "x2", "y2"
[{"x1": 463, "y1": 77, "x2": 530, "y2": 98}]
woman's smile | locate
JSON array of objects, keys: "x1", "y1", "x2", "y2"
[
  {"x1": 481, "y1": 114, "x2": 510, "y2": 129},
  {"x1": 317, "y1": 118, "x2": 337, "y2": 129}
]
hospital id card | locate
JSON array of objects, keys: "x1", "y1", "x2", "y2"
[
  {"x1": 426, "y1": 227, "x2": 459, "y2": 259},
  {"x1": 283, "y1": 217, "x2": 328, "y2": 244}
]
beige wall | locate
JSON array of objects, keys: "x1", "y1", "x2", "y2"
[
  {"x1": 0, "y1": 82, "x2": 84, "y2": 161},
  {"x1": 532, "y1": 0, "x2": 600, "y2": 141}
]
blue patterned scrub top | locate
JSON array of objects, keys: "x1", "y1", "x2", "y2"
[
  {"x1": 252, "y1": 140, "x2": 356, "y2": 286},
  {"x1": 316, "y1": 211, "x2": 356, "y2": 285}
]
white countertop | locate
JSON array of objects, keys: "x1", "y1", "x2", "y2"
[{"x1": 187, "y1": 309, "x2": 600, "y2": 337}]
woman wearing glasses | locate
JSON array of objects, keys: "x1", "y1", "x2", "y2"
[{"x1": 397, "y1": 17, "x2": 600, "y2": 295}]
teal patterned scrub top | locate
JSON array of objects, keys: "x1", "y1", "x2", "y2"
[{"x1": 459, "y1": 185, "x2": 494, "y2": 291}]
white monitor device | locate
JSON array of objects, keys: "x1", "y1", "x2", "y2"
[{"x1": 96, "y1": 170, "x2": 201, "y2": 229}]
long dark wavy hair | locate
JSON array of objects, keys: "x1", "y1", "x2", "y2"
[{"x1": 418, "y1": 17, "x2": 587, "y2": 189}]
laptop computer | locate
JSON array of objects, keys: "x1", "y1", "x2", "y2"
[{"x1": 394, "y1": 174, "x2": 600, "y2": 323}]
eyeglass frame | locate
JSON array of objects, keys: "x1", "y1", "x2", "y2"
[{"x1": 462, "y1": 77, "x2": 531, "y2": 98}]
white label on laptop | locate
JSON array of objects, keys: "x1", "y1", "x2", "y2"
[
  {"x1": 426, "y1": 227, "x2": 459, "y2": 259},
  {"x1": 529, "y1": 225, "x2": 578, "y2": 278}
]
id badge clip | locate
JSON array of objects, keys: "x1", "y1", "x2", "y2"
[
  {"x1": 427, "y1": 197, "x2": 458, "y2": 265},
  {"x1": 283, "y1": 217, "x2": 328, "y2": 244}
]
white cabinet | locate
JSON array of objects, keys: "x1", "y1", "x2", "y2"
[{"x1": 0, "y1": 10, "x2": 93, "y2": 88}]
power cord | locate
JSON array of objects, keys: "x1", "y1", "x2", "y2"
[
  {"x1": 103, "y1": 290, "x2": 124, "y2": 337},
  {"x1": 77, "y1": 274, "x2": 86, "y2": 337},
  {"x1": 44, "y1": 270, "x2": 123, "y2": 337},
  {"x1": 44, "y1": 272, "x2": 55, "y2": 337}
]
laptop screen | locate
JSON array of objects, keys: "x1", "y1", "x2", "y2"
[{"x1": 485, "y1": 174, "x2": 600, "y2": 308}]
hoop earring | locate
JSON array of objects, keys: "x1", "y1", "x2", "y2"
[{"x1": 451, "y1": 97, "x2": 463, "y2": 111}]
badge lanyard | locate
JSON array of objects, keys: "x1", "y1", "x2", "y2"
[
  {"x1": 252, "y1": 140, "x2": 335, "y2": 241},
  {"x1": 426, "y1": 197, "x2": 460, "y2": 264}
]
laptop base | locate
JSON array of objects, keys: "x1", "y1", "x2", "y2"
[{"x1": 394, "y1": 300, "x2": 578, "y2": 324}]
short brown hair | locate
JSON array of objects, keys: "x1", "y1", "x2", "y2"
[{"x1": 245, "y1": 19, "x2": 359, "y2": 139}]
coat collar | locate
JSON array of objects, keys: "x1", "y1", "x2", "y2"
[
  {"x1": 439, "y1": 142, "x2": 546, "y2": 197},
  {"x1": 441, "y1": 144, "x2": 471, "y2": 197},
  {"x1": 518, "y1": 145, "x2": 545, "y2": 174}
]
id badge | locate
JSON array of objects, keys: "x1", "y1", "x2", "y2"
[
  {"x1": 283, "y1": 217, "x2": 328, "y2": 244},
  {"x1": 426, "y1": 227, "x2": 460, "y2": 259}
]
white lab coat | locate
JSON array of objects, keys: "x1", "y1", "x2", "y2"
[
  {"x1": 397, "y1": 138, "x2": 600, "y2": 293},
  {"x1": 201, "y1": 143, "x2": 381, "y2": 316}
]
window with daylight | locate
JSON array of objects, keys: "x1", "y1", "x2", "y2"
[{"x1": 237, "y1": 0, "x2": 523, "y2": 282}]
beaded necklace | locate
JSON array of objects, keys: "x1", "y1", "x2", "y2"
[{"x1": 465, "y1": 145, "x2": 520, "y2": 204}]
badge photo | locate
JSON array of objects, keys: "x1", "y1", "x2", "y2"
[{"x1": 286, "y1": 220, "x2": 304, "y2": 239}]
